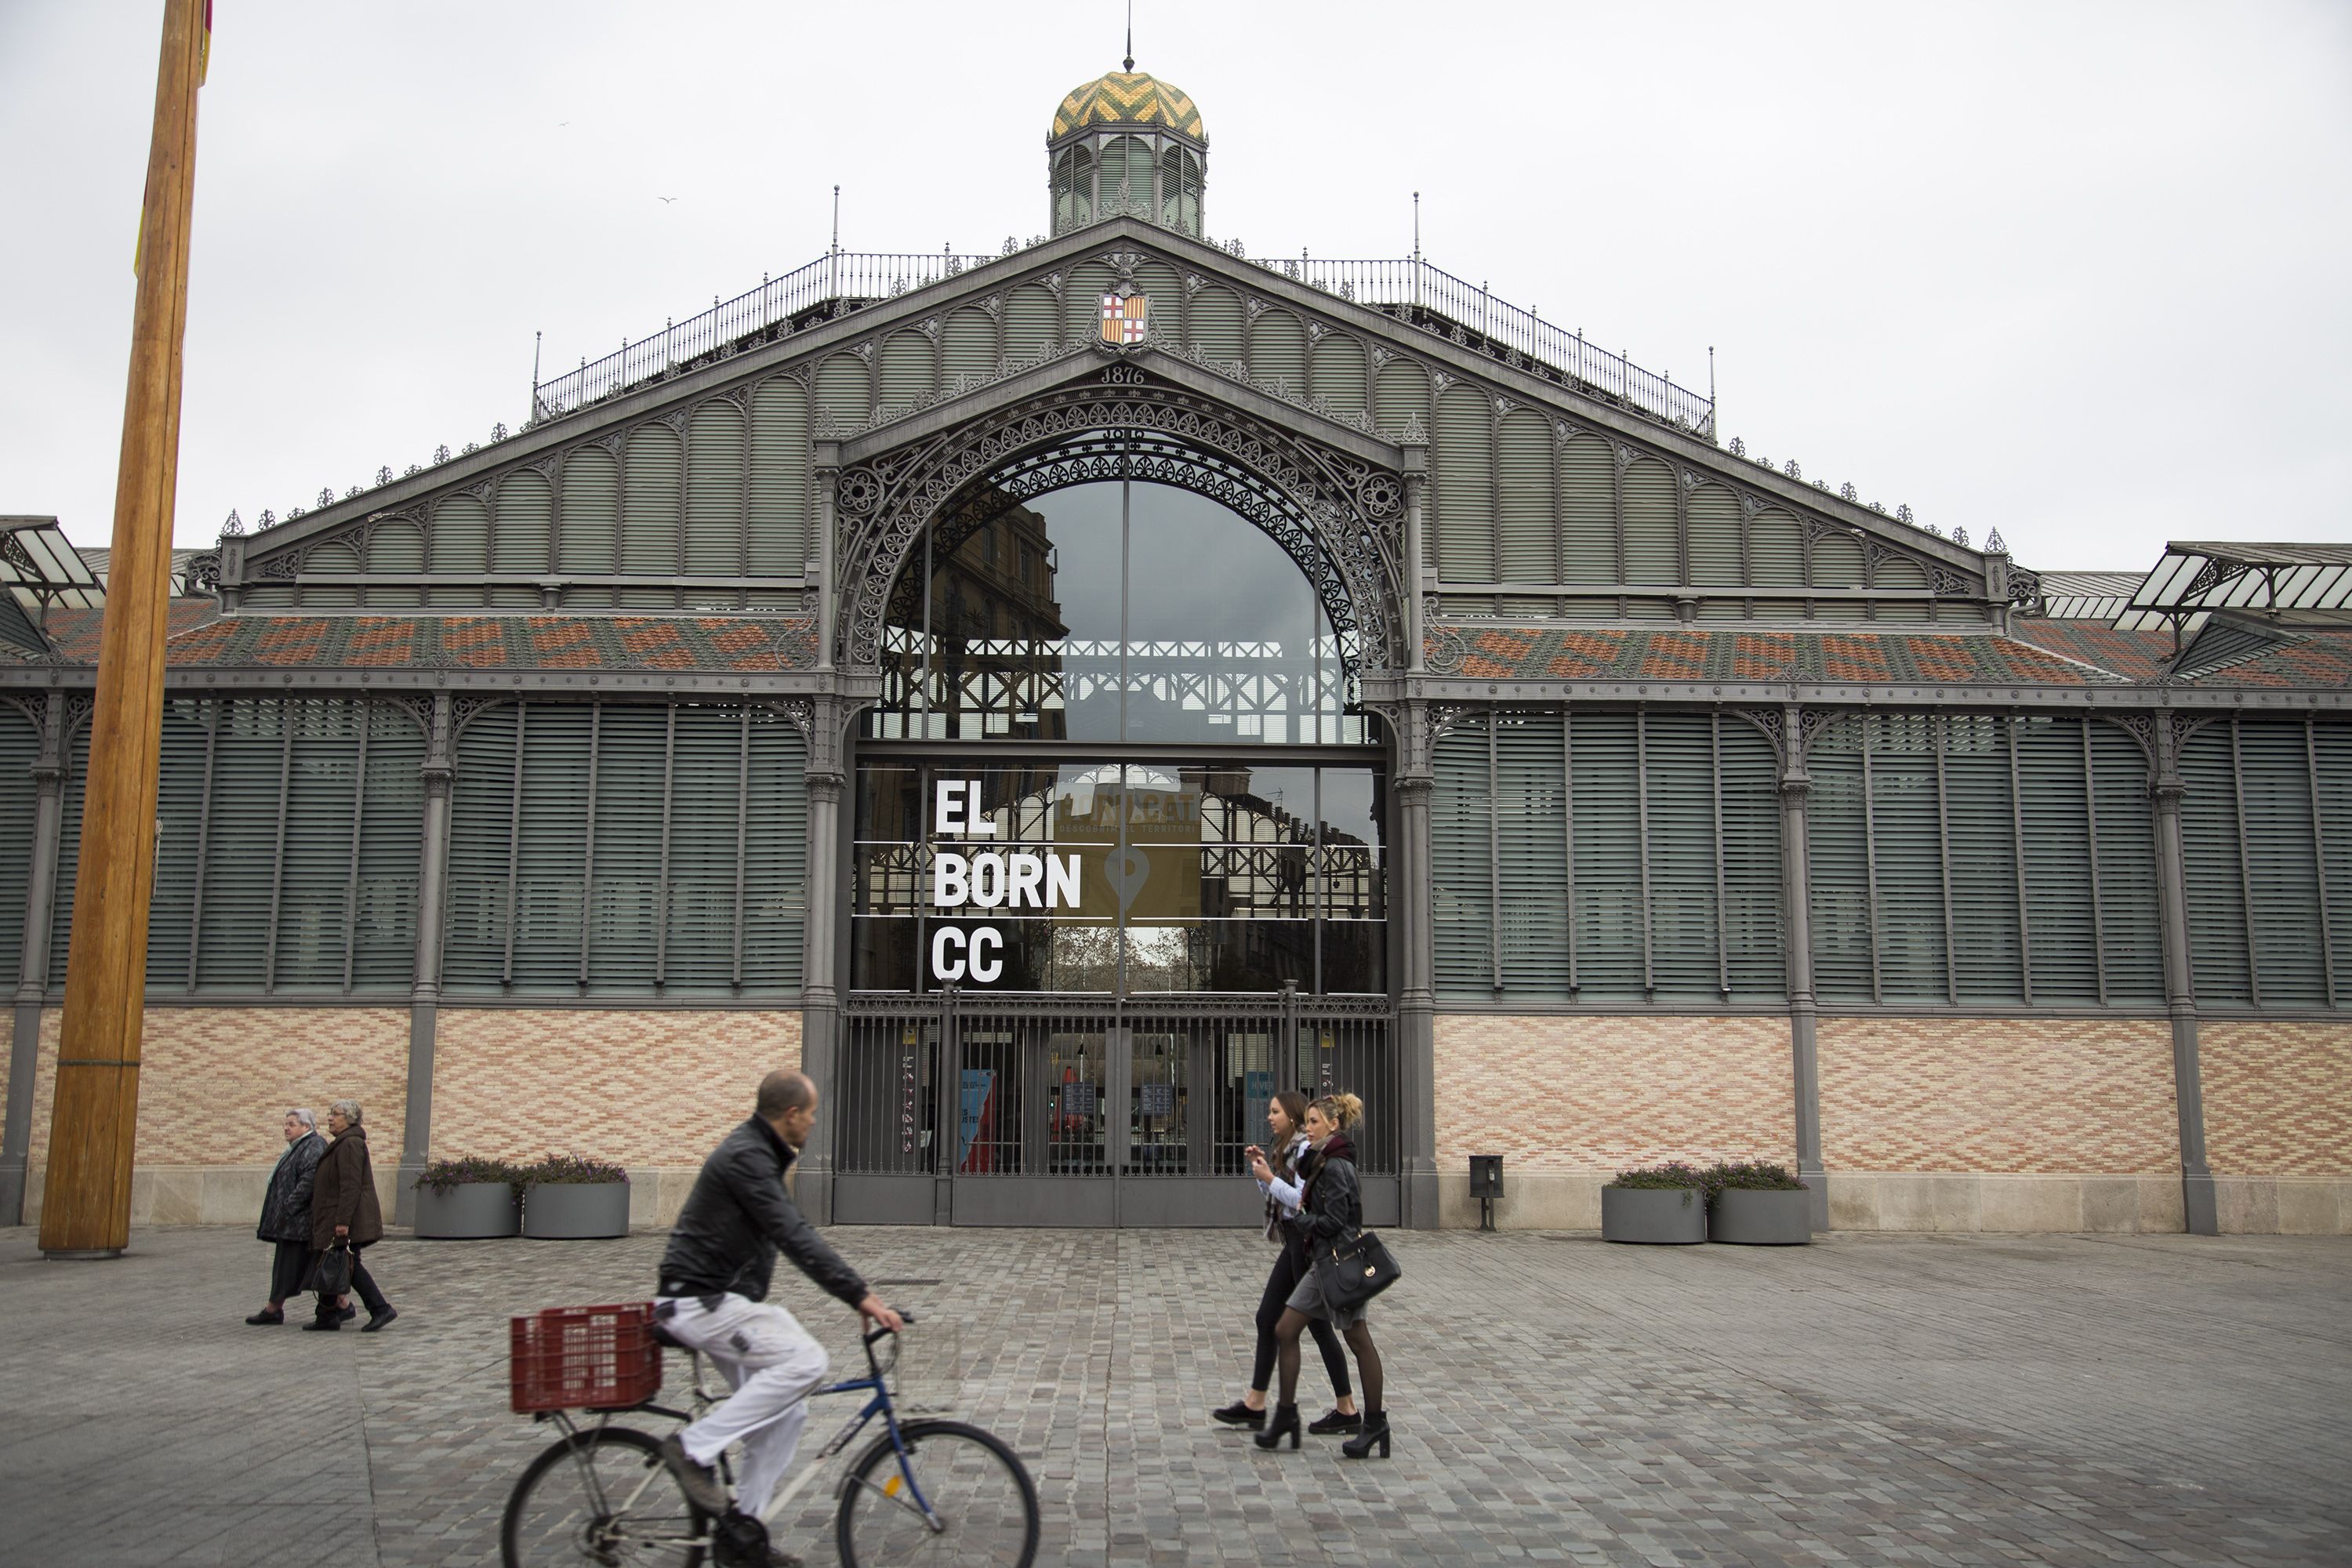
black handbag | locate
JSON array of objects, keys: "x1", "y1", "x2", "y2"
[
  {"x1": 1314, "y1": 1228, "x2": 1401, "y2": 1312},
  {"x1": 311, "y1": 1240, "x2": 353, "y2": 1298}
]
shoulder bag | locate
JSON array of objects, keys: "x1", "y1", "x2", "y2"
[
  {"x1": 1313, "y1": 1227, "x2": 1401, "y2": 1312},
  {"x1": 311, "y1": 1239, "x2": 353, "y2": 1299}
]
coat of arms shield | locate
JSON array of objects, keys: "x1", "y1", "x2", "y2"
[{"x1": 1099, "y1": 292, "x2": 1149, "y2": 346}]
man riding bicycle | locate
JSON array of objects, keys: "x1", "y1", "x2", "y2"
[{"x1": 655, "y1": 1069, "x2": 902, "y2": 1560}]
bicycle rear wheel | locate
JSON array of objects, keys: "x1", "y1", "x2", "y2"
[
  {"x1": 836, "y1": 1418, "x2": 1040, "y2": 1567},
  {"x1": 501, "y1": 1424, "x2": 710, "y2": 1568}
]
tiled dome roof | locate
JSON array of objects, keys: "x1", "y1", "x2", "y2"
[{"x1": 1052, "y1": 71, "x2": 1204, "y2": 139}]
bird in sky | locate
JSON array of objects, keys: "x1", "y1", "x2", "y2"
[{"x1": 658, "y1": 196, "x2": 677, "y2": 204}]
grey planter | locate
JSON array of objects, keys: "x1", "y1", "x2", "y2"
[
  {"x1": 522, "y1": 1181, "x2": 631, "y2": 1240},
  {"x1": 1601, "y1": 1185, "x2": 1707, "y2": 1243},
  {"x1": 412, "y1": 1181, "x2": 518, "y2": 1239},
  {"x1": 1709, "y1": 1187, "x2": 1813, "y2": 1245}
]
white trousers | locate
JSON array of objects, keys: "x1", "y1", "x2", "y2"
[{"x1": 659, "y1": 1293, "x2": 831, "y2": 1518}]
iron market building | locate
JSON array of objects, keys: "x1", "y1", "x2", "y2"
[{"x1": 3, "y1": 67, "x2": 2349, "y2": 1234}]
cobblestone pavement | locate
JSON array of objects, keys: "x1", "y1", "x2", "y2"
[{"x1": 1, "y1": 1224, "x2": 2347, "y2": 1567}]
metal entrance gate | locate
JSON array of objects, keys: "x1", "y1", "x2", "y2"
[{"x1": 833, "y1": 991, "x2": 1396, "y2": 1227}]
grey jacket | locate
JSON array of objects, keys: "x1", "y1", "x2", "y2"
[
  {"x1": 657, "y1": 1117, "x2": 869, "y2": 1308},
  {"x1": 258, "y1": 1131, "x2": 326, "y2": 1244}
]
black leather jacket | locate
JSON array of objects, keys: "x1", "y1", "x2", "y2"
[
  {"x1": 658, "y1": 1117, "x2": 869, "y2": 1308},
  {"x1": 1297, "y1": 1134, "x2": 1361, "y2": 1248},
  {"x1": 257, "y1": 1131, "x2": 325, "y2": 1244}
]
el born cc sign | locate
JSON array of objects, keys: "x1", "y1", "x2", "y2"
[{"x1": 927, "y1": 780, "x2": 1081, "y2": 984}]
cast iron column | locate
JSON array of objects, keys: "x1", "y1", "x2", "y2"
[
  {"x1": 2150, "y1": 725, "x2": 2219, "y2": 1235},
  {"x1": 1395, "y1": 700, "x2": 1439, "y2": 1229},
  {"x1": 1, "y1": 695, "x2": 67, "y2": 1224},
  {"x1": 395, "y1": 693, "x2": 453, "y2": 1226},
  {"x1": 1775, "y1": 706, "x2": 1827, "y2": 1231},
  {"x1": 797, "y1": 693, "x2": 847, "y2": 1223}
]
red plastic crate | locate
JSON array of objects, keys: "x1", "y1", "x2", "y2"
[{"x1": 510, "y1": 1303, "x2": 664, "y2": 1413}]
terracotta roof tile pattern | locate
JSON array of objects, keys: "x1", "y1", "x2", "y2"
[
  {"x1": 1432, "y1": 624, "x2": 2135, "y2": 687},
  {"x1": 23, "y1": 610, "x2": 818, "y2": 673},
  {"x1": 6, "y1": 599, "x2": 221, "y2": 663},
  {"x1": 2012, "y1": 619, "x2": 2352, "y2": 690}
]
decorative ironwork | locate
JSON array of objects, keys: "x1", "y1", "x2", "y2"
[{"x1": 834, "y1": 380, "x2": 1407, "y2": 675}]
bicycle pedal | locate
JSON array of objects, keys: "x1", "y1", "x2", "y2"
[{"x1": 709, "y1": 1510, "x2": 772, "y2": 1568}]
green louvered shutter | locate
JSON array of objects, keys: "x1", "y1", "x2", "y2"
[
  {"x1": 1943, "y1": 715, "x2": 2024, "y2": 1001},
  {"x1": 2089, "y1": 721, "x2": 2165, "y2": 1003},
  {"x1": 1190, "y1": 285, "x2": 1243, "y2": 368},
  {"x1": 1252, "y1": 307, "x2": 1306, "y2": 393},
  {"x1": 495, "y1": 466, "x2": 554, "y2": 582},
  {"x1": 2316, "y1": 720, "x2": 2352, "y2": 1003},
  {"x1": 1311, "y1": 331, "x2": 1366, "y2": 420},
  {"x1": 1749, "y1": 510, "x2": 1805, "y2": 588},
  {"x1": 514, "y1": 704, "x2": 594, "y2": 992},
  {"x1": 140, "y1": 699, "x2": 207, "y2": 991},
  {"x1": 1687, "y1": 485, "x2": 1743, "y2": 587},
  {"x1": 559, "y1": 444, "x2": 619, "y2": 604},
  {"x1": 441, "y1": 702, "x2": 519, "y2": 993},
  {"x1": 1621, "y1": 459, "x2": 1676, "y2": 586},
  {"x1": 878, "y1": 328, "x2": 933, "y2": 412},
  {"x1": 943, "y1": 307, "x2": 996, "y2": 384},
  {"x1": 1064, "y1": 262, "x2": 1115, "y2": 344},
  {"x1": 1006, "y1": 283, "x2": 1060, "y2": 361},
  {"x1": 1644, "y1": 712, "x2": 1720, "y2": 997},
  {"x1": 1871, "y1": 716, "x2": 1951, "y2": 1001},
  {"x1": 747, "y1": 378, "x2": 809, "y2": 575},
  {"x1": 272, "y1": 699, "x2": 364, "y2": 992},
  {"x1": 1373, "y1": 359, "x2": 1429, "y2": 442},
  {"x1": 587, "y1": 703, "x2": 666, "y2": 994},
  {"x1": 45, "y1": 720, "x2": 91, "y2": 989},
  {"x1": 1432, "y1": 385, "x2": 1491, "y2": 586},
  {"x1": 350, "y1": 702, "x2": 421, "y2": 991},
  {"x1": 2180, "y1": 724, "x2": 2251, "y2": 1004},
  {"x1": 742, "y1": 708, "x2": 808, "y2": 989},
  {"x1": 1806, "y1": 722, "x2": 1873, "y2": 1002},
  {"x1": 193, "y1": 699, "x2": 281, "y2": 990},
  {"x1": 2238, "y1": 720, "x2": 2326, "y2": 1004},
  {"x1": 1430, "y1": 717, "x2": 1491, "y2": 999},
  {"x1": 815, "y1": 350, "x2": 869, "y2": 426},
  {"x1": 1572, "y1": 711, "x2": 1644, "y2": 997},
  {"x1": 622, "y1": 420, "x2": 684, "y2": 601},
  {"x1": 1495, "y1": 711, "x2": 1569, "y2": 999},
  {"x1": 1811, "y1": 530, "x2": 1864, "y2": 590},
  {"x1": 428, "y1": 493, "x2": 490, "y2": 607},
  {"x1": 686, "y1": 398, "x2": 746, "y2": 581},
  {"x1": 662, "y1": 703, "x2": 740, "y2": 993},
  {"x1": 1719, "y1": 719, "x2": 1784, "y2": 998},
  {"x1": 1557, "y1": 435, "x2": 1613, "y2": 586},
  {"x1": 299, "y1": 539, "x2": 359, "y2": 608},
  {"x1": 364, "y1": 517, "x2": 424, "y2": 607},
  {"x1": 2017, "y1": 717, "x2": 2100, "y2": 1002},
  {"x1": 1496, "y1": 411, "x2": 1554, "y2": 606},
  {"x1": 0, "y1": 703, "x2": 39, "y2": 989}
]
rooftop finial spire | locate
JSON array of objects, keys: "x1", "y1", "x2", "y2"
[{"x1": 1123, "y1": 0, "x2": 1134, "y2": 71}]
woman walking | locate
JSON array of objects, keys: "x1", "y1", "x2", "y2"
[
  {"x1": 1255, "y1": 1092, "x2": 1389, "y2": 1460},
  {"x1": 304, "y1": 1099, "x2": 397, "y2": 1333},
  {"x1": 246, "y1": 1108, "x2": 326, "y2": 1325},
  {"x1": 1211, "y1": 1091, "x2": 1359, "y2": 1435}
]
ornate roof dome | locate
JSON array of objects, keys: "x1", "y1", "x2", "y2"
[{"x1": 1051, "y1": 71, "x2": 1204, "y2": 140}]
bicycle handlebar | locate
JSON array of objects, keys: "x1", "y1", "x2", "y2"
[{"x1": 862, "y1": 1312, "x2": 915, "y2": 1348}]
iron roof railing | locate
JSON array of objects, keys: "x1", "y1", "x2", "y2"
[{"x1": 529, "y1": 242, "x2": 1717, "y2": 440}]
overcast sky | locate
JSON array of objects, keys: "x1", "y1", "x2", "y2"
[{"x1": 2, "y1": 1, "x2": 2347, "y2": 571}]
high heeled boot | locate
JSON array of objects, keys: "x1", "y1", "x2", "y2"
[
  {"x1": 1339, "y1": 1409, "x2": 1390, "y2": 1459},
  {"x1": 1251, "y1": 1402, "x2": 1301, "y2": 1450}
]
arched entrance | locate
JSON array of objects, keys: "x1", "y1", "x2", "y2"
[{"x1": 828, "y1": 396, "x2": 1406, "y2": 1226}]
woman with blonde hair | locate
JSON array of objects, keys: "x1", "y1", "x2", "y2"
[
  {"x1": 1254, "y1": 1091, "x2": 1390, "y2": 1459},
  {"x1": 1211, "y1": 1089, "x2": 1359, "y2": 1434}
]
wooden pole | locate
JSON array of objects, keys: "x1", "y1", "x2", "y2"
[{"x1": 39, "y1": 0, "x2": 205, "y2": 1258}]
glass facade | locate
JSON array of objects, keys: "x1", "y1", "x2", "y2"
[{"x1": 851, "y1": 760, "x2": 1387, "y2": 995}]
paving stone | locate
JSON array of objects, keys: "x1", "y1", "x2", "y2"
[{"x1": 0, "y1": 1227, "x2": 2346, "y2": 1566}]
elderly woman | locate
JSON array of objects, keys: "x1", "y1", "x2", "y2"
[
  {"x1": 247, "y1": 1108, "x2": 327, "y2": 1325},
  {"x1": 303, "y1": 1099, "x2": 397, "y2": 1333}
]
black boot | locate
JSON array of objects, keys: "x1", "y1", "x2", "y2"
[
  {"x1": 1252, "y1": 1402, "x2": 1301, "y2": 1450},
  {"x1": 1340, "y1": 1410, "x2": 1390, "y2": 1459},
  {"x1": 1307, "y1": 1406, "x2": 1361, "y2": 1435},
  {"x1": 1210, "y1": 1399, "x2": 1267, "y2": 1429}
]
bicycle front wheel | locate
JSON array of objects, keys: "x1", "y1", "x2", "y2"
[
  {"x1": 837, "y1": 1418, "x2": 1040, "y2": 1567},
  {"x1": 501, "y1": 1424, "x2": 710, "y2": 1568}
]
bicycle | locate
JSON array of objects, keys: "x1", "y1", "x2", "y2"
[{"x1": 501, "y1": 1308, "x2": 1040, "y2": 1567}]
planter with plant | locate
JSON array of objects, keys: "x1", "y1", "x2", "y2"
[
  {"x1": 412, "y1": 1158, "x2": 521, "y2": 1239},
  {"x1": 1704, "y1": 1160, "x2": 1813, "y2": 1244},
  {"x1": 519, "y1": 1153, "x2": 631, "y2": 1240},
  {"x1": 1600, "y1": 1162, "x2": 1708, "y2": 1243}
]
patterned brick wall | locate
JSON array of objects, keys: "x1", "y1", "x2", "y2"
[
  {"x1": 23, "y1": 1007, "x2": 408, "y2": 1170},
  {"x1": 2201, "y1": 1021, "x2": 2352, "y2": 1177},
  {"x1": 1818, "y1": 1017, "x2": 2178, "y2": 1174},
  {"x1": 430, "y1": 1009, "x2": 804, "y2": 1169},
  {"x1": 1433, "y1": 1014, "x2": 1795, "y2": 1171}
]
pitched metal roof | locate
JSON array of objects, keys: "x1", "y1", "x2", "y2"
[{"x1": 2034, "y1": 569, "x2": 2143, "y2": 621}]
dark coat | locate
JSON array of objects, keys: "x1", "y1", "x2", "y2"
[
  {"x1": 310, "y1": 1124, "x2": 384, "y2": 1250},
  {"x1": 258, "y1": 1130, "x2": 326, "y2": 1243},
  {"x1": 1297, "y1": 1133, "x2": 1362, "y2": 1249},
  {"x1": 658, "y1": 1116, "x2": 869, "y2": 1308}
]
